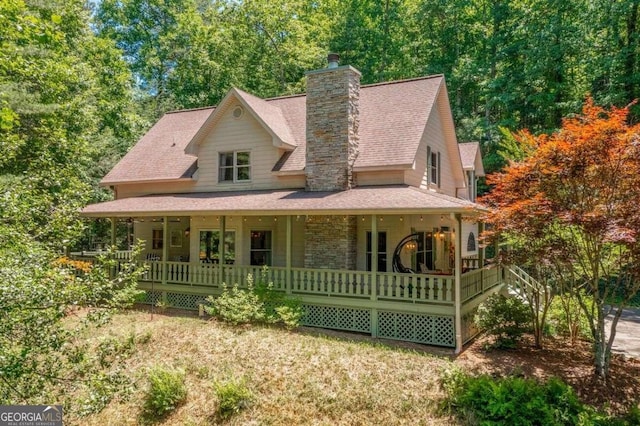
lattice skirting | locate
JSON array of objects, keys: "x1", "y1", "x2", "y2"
[
  {"x1": 138, "y1": 290, "x2": 204, "y2": 310},
  {"x1": 138, "y1": 291, "x2": 455, "y2": 347},
  {"x1": 302, "y1": 305, "x2": 371, "y2": 333},
  {"x1": 377, "y1": 311, "x2": 455, "y2": 347},
  {"x1": 140, "y1": 290, "x2": 162, "y2": 306}
]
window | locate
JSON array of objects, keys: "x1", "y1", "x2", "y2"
[
  {"x1": 219, "y1": 151, "x2": 251, "y2": 183},
  {"x1": 250, "y1": 231, "x2": 272, "y2": 265},
  {"x1": 199, "y1": 230, "x2": 236, "y2": 263},
  {"x1": 427, "y1": 146, "x2": 441, "y2": 188},
  {"x1": 152, "y1": 229, "x2": 163, "y2": 250},
  {"x1": 366, "y1": 231, "x2": 387, "y2": 272},
  {"x1": 467, "y1": 232, "x2": 476, "y2": 252},
  {"x1": 416, "y1": 231, "x2": 435, "y2": 271}
]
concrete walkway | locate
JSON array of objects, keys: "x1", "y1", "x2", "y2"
[{"x1": 606, "y1": 307, "x2": 640, "y2": 359}]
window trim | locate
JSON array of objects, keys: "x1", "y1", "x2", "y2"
[
  {"x1": 198, "y1": 229, "x2": 236, "y2": 264},
  {"x1": 250, "y1": 230, "x2": 272, "y2": 266},
  {"x1": 366, "y1": 231, "x2": 387, "y2": 272},
  {"x1": 219, "y1": 150, "x2": 251, "y2": 183},
  {"x1": 427, "y1": 146, "x2": 441, "y2": 188}
]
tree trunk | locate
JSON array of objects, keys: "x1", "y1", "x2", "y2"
[{"x1": 594, "y1": 308, "x2": 607, "y2": 379}]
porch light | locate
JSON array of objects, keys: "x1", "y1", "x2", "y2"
[
  {"x1": 438, "y1": 229, "x2": 445, "y2": 239},
  {"x1": 405, "y1": 241, "x2": 417, "y2": 251}
]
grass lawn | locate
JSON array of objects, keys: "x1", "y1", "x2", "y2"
[
  {"x1": 73, "y1": 308, "x2": 454, "y2": 425},
  {"x1": 70, "y1": 307, "x2": 640, "y2": 425}
]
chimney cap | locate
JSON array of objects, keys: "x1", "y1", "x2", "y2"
[{"x1": 327, "y1": 53, "x2": 340, "y2": 68}]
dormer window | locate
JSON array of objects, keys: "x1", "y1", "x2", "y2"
[{"x1": 219, "y1": 151, "x2": 251, "y2": 183}]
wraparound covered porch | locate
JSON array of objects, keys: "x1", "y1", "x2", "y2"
[{"x1": 80, "y1": 187, "x2": 501, "y2": 351}]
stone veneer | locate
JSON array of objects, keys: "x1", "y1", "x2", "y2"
[
  {"x1": 305, "y1": 65, "x2": 361, "y2": 191},
  {"x1": 304, "y1": 215, "x2": 357, "y2": 269}
]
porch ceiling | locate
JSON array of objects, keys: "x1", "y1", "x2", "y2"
[{"x1": 81, "y1": 185, "x2": 487, "y2": 218}]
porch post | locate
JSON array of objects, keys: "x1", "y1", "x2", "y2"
[
  {"x1": 110, "y1": 217, "x2": 117, "y2": 247},
  {"x1": 454, "y1": 213, "x2": 463, "y2": 353},
  {"x1": 110, "y1": 217, "x2": 117, "y2": 279},
  {"x1": 478, "y1": 222, "x2": 485, "y2": 268},
  {"x1": 478, "y1": 221, "x2": 485, "y2": 289},
  {"x1": 219, "y1": 215, "x2": 226, "y2": 285},
  {"x1": 162, "y1": 216, "x2": 168, "y2": 286},
  {"x1": 286, "y1": 215, "x2": 292, "y2": 294},
  {"x1": 370, "y1": 214, "x2": 378, "y2": 337}
]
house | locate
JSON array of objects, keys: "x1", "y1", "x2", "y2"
[{"x1": 81, "y1": 54, "x2": 503, "y2": 352}]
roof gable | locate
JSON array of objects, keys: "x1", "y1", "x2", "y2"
[
  {"x1": 186, "y1": 88, "x2": 296, "y2": 155},
  {"x1": 458, "y1": 142, "x2": 485, "y2": 176}
]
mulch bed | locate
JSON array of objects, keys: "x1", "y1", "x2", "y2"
[{"x1": 456, "y1": 335, "x2": 640, "y2": 415}]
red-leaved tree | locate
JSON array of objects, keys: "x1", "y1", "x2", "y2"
[{"x1": 482, "y1": 98, "x2": 640, "y2": 379}]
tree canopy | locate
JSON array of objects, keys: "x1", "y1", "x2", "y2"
[{"x1": 482, "y1": 99, "x2": 640, "y2": 378}]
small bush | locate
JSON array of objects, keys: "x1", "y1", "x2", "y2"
[
  {"x1": 547, "y1": 291, "x2": 594, "y2": 344},
  {"x1": 214, "y1": 378, "x2": 253, "y2": 419},
  {"x1": 475, "y1": 293, "x2": 531, "y2": 348},
  {"x1": 142, "y1": 366, "x2": 187, "y2": 420},
  {"x1": 205, "y1": 268, "x2": 303, "y2": 328},
  {"x1": 205, "y1": 283, "x2": 264, "y2": 325},
  {"x1": 441, "y1": 371, "x2": 590, "y2": 425}
]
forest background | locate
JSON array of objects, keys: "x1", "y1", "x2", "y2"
[{"x1": 2, "y1": 0, "x2": 639, "y2": 248}]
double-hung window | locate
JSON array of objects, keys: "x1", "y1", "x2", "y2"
[
  {"x1": 250, "y1": 230, "x2": 272, "y2": 266},
  {"x1": 219, "y1": 151, "x2": 251, "y2": 183},
  {"x1": 427, "y1": 146, "x2": 441, "y2": 188}
]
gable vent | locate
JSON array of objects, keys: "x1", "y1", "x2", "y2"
[{"x1": 232, "y1": 106, "x2": 244, "y2": 119}]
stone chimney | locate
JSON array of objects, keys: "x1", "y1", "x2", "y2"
[
  {"x1": 305, "y1": 53, "x2": 361, "y2": 191},
  {"x1": 303, "y1": 54, "x2": 360, "y2": 270}
]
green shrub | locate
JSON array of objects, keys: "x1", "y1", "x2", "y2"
[
  {"x1": 547, "y1": 291, "x2": 594, "y2": 343},
  {"x1": 142, "y1": 366, "x2": 187, "y2": 420},
  {"x1": 214, "y1": 378, "x2": 253, "y2": 419},
  {"x1": 205, "y1": 283, "x2": 264, "y2": 325},
  {"x1": 205, "y1": 268, "x2": 303, "y2": 328},
  {"x1": 475, "y1": 293, "x2": 531, "y2": 348},
  {"x1": 441, "y1": 371, "x2": 589, "y2": 425}
]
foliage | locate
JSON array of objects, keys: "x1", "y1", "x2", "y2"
[
  {"x1": 475, "y1": 293, "x2": 531, "y2": 348},
  {"x1": 548, "y1": 291, "x2": 595, "y2": 344},
  {"x1": 142, "y1": 366, "x2": 187, "y2": 420},
  {"x1": 0, "y1": 235, "x2": 146, "y2": 405},
  {"x1": 441, "y1": 368, "x2": 596, "y2": 425},
  {"x1": 213, "y1": 377, "x2": 253, "y2": 420},
  {"x1": 205, "y1": 268, "x2": 303, "y2": 329},
  {"x1": 482, "y1": 99, "x2": 640, "y2": 378},
  {"x1": 205, "y1": 283, "x2": 265, "y2": 325}
]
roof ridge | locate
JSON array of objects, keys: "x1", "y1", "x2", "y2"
[
  {"x1": 360, "y1": 74, "x2": 444, "y2": 89},
  {"x1": 164, "y1": 105, "x2": 216, "y2": 114}
]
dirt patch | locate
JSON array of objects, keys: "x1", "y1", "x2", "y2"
[{"x1": 456, "y1": 335, "x2": 640, "y2": 415}]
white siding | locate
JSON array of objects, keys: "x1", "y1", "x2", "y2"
[
  {"x1": 462, "y1": 221, "x2": 479, "y2": 257},
  {"x1": 134, "y1": 217, "x2": 191, "y2": 261},
  {"x1": 404, "y1": 105, "x2": 457, "y2": 197},
  {"x1": 355, "y1": 171, "x2": 405, "y2": 186},
  {"x1": 194, "y1": 103, "x2": 305, "y2": 192},
  {"x1": 356, "y1": 214, "x2": 454, "y2": 272}
]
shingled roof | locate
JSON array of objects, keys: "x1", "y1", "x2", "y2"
[
  {"x1": 458, "y1": 142, "x2": 485, "y2": 176},
  {"x1": 82, "y1": 185, "x2": 485, "y2": 217},
  {"x1": 102, "y1": 75, "x2": 448, "y2": 184}
]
